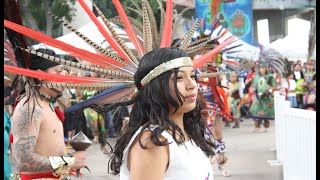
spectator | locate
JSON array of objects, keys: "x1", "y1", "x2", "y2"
[
  {"x1": 304, "y1": 61, "x2": 315, "y2": 84},
  {"x1": 293, "y1": 63, "x2": 306, "y2": 108},
  {"x1": 286, "y1": 72, "x2": 298, "y2": 108},
  {"x1": 305, "y1": 74, "x2": 316, "y2": 111}
]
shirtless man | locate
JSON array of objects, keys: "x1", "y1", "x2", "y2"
[{"x1": 11, "y1": 49, "x2": 87, "y2": 179}]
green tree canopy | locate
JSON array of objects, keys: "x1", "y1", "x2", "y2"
[
  {"x1": 92, "y1": 0, "x2": 161, "y2": 27},
  {"x1": 21, "y1": 0, "x2": 76, "y2": 44}
]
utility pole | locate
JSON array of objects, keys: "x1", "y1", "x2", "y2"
[{"x1": 307, "y1": 8, "x2": 316, "y2": 61}]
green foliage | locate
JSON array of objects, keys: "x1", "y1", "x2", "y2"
[
  {"x1": 21, "y1": 0, "x2": 76, "y2": 38},
  {"x1": 51, "y1": 0, "x2": 76, "y2": 22},
  {"x1": 92, "y1": 0, "x2": 161, "y2": 26}
]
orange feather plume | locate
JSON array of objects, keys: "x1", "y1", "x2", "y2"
[
  {"x1": 193, "y1": 36, "x2": 236, "y2": 69},
  {"x1": 78, "y1": 0, "x2": 131, "y2": 62},
  {"x1": 112, "y1": 0, "x2": 144, "y2": 58},
  {"x1": 4, "y1": 20, "x2": 127, "y2": 71},
  {"x1": 4, "y1": 65, "x2": 108, "y2": 84},
  {"x1": 160, "y1": 0, "x2": 173, "y2": 47}
]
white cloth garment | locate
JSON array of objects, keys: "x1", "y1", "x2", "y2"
[
  {"x1": 120, "y1": 126, "x2": 214, "y2": 180},
  {"x1": 294, "y1": 71, "x2": 301, "y2": 80},
  {"x1": 288, "y1": 79, "x2": 297, "y2": 97}
]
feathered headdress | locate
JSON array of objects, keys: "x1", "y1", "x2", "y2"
[
  {"x1": 257, "y1": 48, "x2": 286, "y2": 77},
  {"x1": 4, "y1": 0, "x2": 238, "y2": 113}
]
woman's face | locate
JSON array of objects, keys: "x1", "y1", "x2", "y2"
[
  {"x1": 169, "y1": 66, "x2": 198, "y2": 114},
  {"x1": 259, "y1": 67, "x2": 267, "y2": 75},
  {"x1": 294, "y1": 64, "x2": 301, "y2": 71}
]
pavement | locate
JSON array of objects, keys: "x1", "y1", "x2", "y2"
[{"x1": 9, "y1": 118, "x2": 283, "y2": 180}]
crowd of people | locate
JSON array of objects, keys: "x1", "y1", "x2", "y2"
[
  {"x1": 198, "y1": 56, "x2": 316, "y2": 134},
  {"x1": 281, "y1": 60, "x2": 316, "y2": 110}
]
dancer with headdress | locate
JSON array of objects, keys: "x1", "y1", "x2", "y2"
[
  {"x1": 197, "y1": 61, "x2": 232, "y2": 177},
  {"x1": 5, "y1": 2, "x2": 89, "y2": 179},
  {"x1": 249, "y1": 48, "x2": 285, "y2": 132}
]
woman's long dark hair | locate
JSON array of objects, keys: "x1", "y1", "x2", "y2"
[{"x1": 105, "y1": 47, "x2": 215, "y2": 174}]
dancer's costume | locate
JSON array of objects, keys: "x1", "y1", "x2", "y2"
[
  {"x1": 4, "y1": 0, "x2": 242, "y2": 114},
  {"x1": 4, "y1": 0, "x2": 250, "y2": 178},
  {"x1": 249, "y1": 48, "x2": 285, "y2": 121}
]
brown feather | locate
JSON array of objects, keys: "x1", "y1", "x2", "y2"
[
  {"x1": 141, "y1": 0, "x2": 153, "y2": 53},
  {"x1": 125, "y1": 6, "x2": 143, "y2": 17},
  {"x1": 145, "y1": 0, "x2": 159, "y2": 48},
  {"x1": 178, "y1": 19, "x2": 200, "y2": 50},
  {"x1": 21, "y1": 48, "x2": 134, "y2": 80},
  {"x1": 49, "y1": 12, "x2": 129, "y2": 67},
  {"x1": 156, "y1": 0, "x2": 166, "y2": 42},
  {"x1": 187, "y1": 37, "x2": 211, "y2": 48},
  {"x1": 91, "y1": 3, "x2": 139, "y2": 66},
  {"x1": 40, "y1": 82, "x2": 134, "y2": 91}
]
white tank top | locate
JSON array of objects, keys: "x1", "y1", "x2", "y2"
[{"x1": 120, "y1": 126, "x2": 214, "y2": 180}]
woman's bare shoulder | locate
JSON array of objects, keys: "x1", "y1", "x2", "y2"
[{"x1": 128, "y1": 129, "x2": 170, "y2": 179}]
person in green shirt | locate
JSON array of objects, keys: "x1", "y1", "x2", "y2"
[{"x1": 250, "y1": 62, "x2": 278, "y2": 132}]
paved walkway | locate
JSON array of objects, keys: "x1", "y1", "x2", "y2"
[{"x1": 9, "y1": 118, "x2": 283, "y2": 180}]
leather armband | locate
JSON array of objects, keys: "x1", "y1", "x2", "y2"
[{"x1": 49, "y1": 156, "x2": 75, "y2": 178}]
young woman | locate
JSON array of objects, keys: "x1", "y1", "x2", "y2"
[{"x1": 108, "y1": 48, "x2": 215, "y2": 180}]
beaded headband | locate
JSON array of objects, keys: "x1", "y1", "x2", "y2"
[{"x1": 140, "y1": 57, "x2": 193, "y2": 86}]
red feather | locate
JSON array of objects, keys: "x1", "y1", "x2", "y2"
[
  {"x1": 160, "y1": 0, "x2": 173, "y2": 47},
  {"x1": 223, "y1": 60, "x2": 239, "y2": 65},
  {"x1": 4, "y1": 65, "x2": 107, "y2": 84},
  {"x1": 112, "y1": 0, "x2": 144, "y2": 58},
  {"x1": 4, "y1": 20, "x2": 125, "y2": 70},
  {"x1": 207, "y1": 67, "x2": 226, "y2": 113},
  {"x1": 193, "y1": 36, "x2": 236, "y2": 69},
  {"x1": 215, "y1": 28, "x2": 229, "y2": 42},
  {"x1": 78, "y1": 0, "x2": 130, "y2": 62}
]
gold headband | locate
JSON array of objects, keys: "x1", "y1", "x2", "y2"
[{"x1": 140, "y1": 57, "x2": 193, "y2": 86}]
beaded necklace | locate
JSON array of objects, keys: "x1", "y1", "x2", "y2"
[{"x1": 39, "y1": 93, "x2": 57, "y2": 112}]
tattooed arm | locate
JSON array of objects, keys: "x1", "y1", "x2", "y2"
[{"x1": 11, "y1": 100, "x2": 53, "y2": 173}]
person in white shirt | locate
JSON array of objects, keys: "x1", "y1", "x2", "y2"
[
  {"x1": 106, "y1": 48, "x2": 215, "y2": 180},
  {"x1": 286, "y1": 72, "x2": 298, "y2": 108}
]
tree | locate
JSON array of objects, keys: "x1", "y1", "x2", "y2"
[
  {"x1": 92, "y1": 0, "x2": 161, "y2": 27},
  {"x1": 21, "y1": 0, "x2": 76, "y2": 44}
]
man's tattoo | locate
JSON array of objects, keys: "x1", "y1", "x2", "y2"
[
  {"x1": 13, "y1": 136, "x2": 52, "y2": 172},
  {"x1": 12, "y1": 101, "x2": 52, "y2": 172},
  {"x1": 13, "y1": 105, "x2": 42, "y2": 135}
]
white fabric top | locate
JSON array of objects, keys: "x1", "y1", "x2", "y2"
[
  {"x1": 120, "y1": 126, "x2": 214, "y2": 180},
  {"x1": 287, "y1": 79, "x2": 297, "y2": 96},
  {"x1": 294, "y1": 71, "x2": 301, "y2": 80}
]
